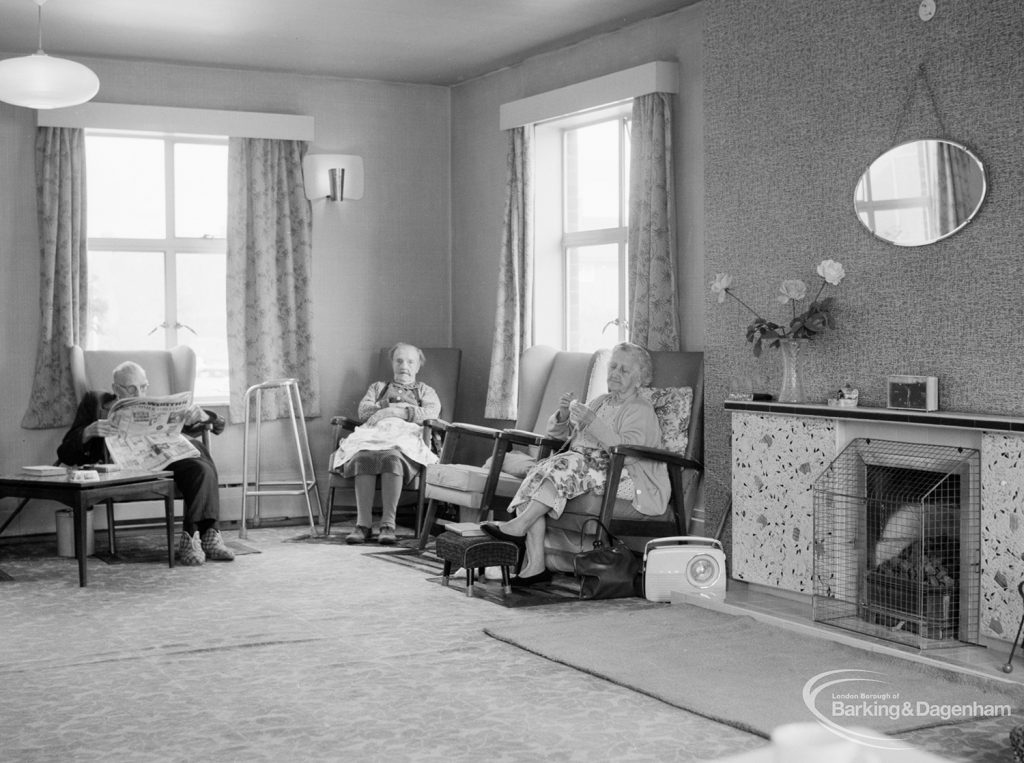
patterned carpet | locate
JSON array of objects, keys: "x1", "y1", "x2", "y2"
[{"x1": 0, "y1": 524, "x2": 1018, "y2": 761}]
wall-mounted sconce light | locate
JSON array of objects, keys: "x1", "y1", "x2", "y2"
[{"x1": 302, "y1": 153, "x2": 364, "y2": 201}]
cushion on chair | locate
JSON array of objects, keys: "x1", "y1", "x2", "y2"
[
  {"x1": 425, "y1": 464, "x2": 491, "y2": 492},
  {"x1": 481, "y1": 451, "x2": 536, "y2": 478},
  {"x1": 638, "y1": 386, "x2": 693, "y2": 457},
  {"x1": 424, "y1": 464, "x2": 522, "y2": 502}
]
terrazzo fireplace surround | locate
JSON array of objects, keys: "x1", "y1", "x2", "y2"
[{"x1": 727, "y1": 400, "x2": 1024, "y2": 645}]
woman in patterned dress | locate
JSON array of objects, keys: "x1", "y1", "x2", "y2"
[{"x1": 481, "y1": 342, "x2": 668, "y2": 586}]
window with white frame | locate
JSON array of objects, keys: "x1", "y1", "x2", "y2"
[
  {"x1": 534, "y1": 102, "x2": 631, "y2": 352},
  {"x1": 85, "y1": 131, "x2": 229, "y2": 403}
]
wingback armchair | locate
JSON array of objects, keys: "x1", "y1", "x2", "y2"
[{"x1": 65, "y1": 344, "x2": 221, "y2": 555}]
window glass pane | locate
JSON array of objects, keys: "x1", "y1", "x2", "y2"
[
  {"x1": 565, "y1": 120, "x2": 620, "y2": 232},
  {"x1": 566, "y1": 243, "x2": 620, "y2": 352},
  {"x1": 623, "y1": 120, "x2": 632, "y2": 221},
  {"x1": 86, "y1": 136, "x2": 165, "y2": 238},
  {"x1": 174, "y1": 143, "x2": 228, "y2": 239},
  {"x1": 866, "y1": 142, "x2": 926, "y2": 200},
  {"x1": 871, "y1": 209, "x2": 928, "y2": 244},
  {"x1": 177, "y1": 253, "x2": 229, "y2": 401},
  {"x1": 86, "y1": 251, "x2": 165, "y2": 350}
]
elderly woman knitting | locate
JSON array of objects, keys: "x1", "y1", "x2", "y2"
[
  {"x1": 331, "y1": 343, "x2": 441, "y2": 545},
  {"x1": 482, "y1": 342, "x2": 669, "y2": 586}
]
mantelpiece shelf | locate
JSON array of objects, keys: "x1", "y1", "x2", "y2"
[{"x1": 723, "y1": 400, "x2": 1024, "y2": 433}]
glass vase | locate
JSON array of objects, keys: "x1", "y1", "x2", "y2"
[{"x1": 777, "y1": 338, "x2": 807, "y2": 403}]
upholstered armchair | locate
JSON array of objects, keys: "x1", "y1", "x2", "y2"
[
  {"x1": 430, "y1": 349, "x2": 704, "y2": 572},
  {"x1": 537, "y1": 350, "x2": 704, "y2": 571},
  {"x1": 323, "y1": 347, "x2": 461, "y2": 536},
  {"x1": 66, "y1": 344, "x2": 218, "y2": 553},
  {"x1": 416, "y1": 345, "x2": 608, "y2": 549}
]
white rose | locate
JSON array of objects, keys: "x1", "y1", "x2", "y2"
[
  {"x1": 817, "y1": 259, "x2": 846, "y2": 286},
  {"x1": 777, "y1": 279, "x2": 807, "y2": 303},
  {"x1": 710, "y1": 273, "x2": 733, "y2": 303}
]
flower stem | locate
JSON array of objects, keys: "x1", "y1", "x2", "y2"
[{"x1": 724, "y1": 290, "x2": 765, "y2": 321}]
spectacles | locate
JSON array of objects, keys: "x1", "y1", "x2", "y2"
[{"x1": 115, "y1": 382, "x2": 149, "y2": 396}]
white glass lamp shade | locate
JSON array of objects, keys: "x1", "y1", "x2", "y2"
[
  {"x1": 0, "y1": 52, "x2": 99, "y2": 109},
  {"x1": 302, "y1": 154, "x2": 364, "y2": 201}
]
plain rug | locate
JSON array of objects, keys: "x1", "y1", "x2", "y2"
[{"x1": 484, "y1": 604, "x2": 1022, "y2": 738}]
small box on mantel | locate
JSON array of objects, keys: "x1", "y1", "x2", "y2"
[{"x1": 886, "y1": 375, "x2": 939, "y2": 411}]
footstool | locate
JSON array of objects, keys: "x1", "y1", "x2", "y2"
[{"x1": 434, "y1": 531, "x2": 520, "y2": 597}]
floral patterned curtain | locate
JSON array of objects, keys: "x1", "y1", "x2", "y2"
[
  {"x1": 484, "y1": 127, "x2": 533, "y2": 420},
  {"x1": 226, "y1": 138, "x2": 320, "y2": 423},
  {"x1": 628, "y1": 92, "x2": 680, "y2": 351},
  {"x1": 21, "y1": 127, "x2": 88, "y2": 429}
]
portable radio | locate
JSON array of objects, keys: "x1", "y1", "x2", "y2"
[{"x1": 642, "y1": 536, "x2": 727, "y2": 603}]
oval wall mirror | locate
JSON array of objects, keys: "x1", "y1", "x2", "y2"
[{"x1": 853, "y1": 139, "x2": 986, "y2": 247}]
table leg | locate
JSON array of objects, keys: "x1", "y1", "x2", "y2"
[
  {"x1": 164, "y1": 492, "x2": 175, "y2": 568},
  {"x1": 0, "y1": 497, "x2": 32, "y2": 537},
  {"x1": 106, "y1": 500, "x2": 117, "y2": 556},
  {"x1": 74, "y1": 498, "x2": 88, "y2": 587}
]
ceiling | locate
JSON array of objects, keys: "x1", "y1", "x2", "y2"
[{"x1": 0, "y1": 0, "x2": 699, "y2": 86}]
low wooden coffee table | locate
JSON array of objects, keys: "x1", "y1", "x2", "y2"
[{"x1": 0, "y1": 470, "x2": 175, "y2": 587}]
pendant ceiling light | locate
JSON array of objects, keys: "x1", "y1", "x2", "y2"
[{"x1": 0, "y1": 0, "x2": 99, "y2": 110}]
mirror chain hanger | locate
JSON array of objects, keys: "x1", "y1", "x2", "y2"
[{"x1": 890, "y1": 62, "x2": 948, "y2": 146}]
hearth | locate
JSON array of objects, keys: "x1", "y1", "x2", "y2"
[{"x1": 811, "y1": 439, "x2": 981, "y2": 649}]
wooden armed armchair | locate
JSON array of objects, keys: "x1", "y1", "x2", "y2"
[
  {"x1": 415, "y1": 346, "x2": 608, "y2": 549},
  {"x1": 451, "y1": 350, "x2": 705, "y2": 572},
  {"x1": 323, "y1": 347, "x2": 461, "y2": 536}
]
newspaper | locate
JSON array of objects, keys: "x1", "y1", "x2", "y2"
[{"x1": 103, "y1": 392, "x2": 200, "y2": 471}]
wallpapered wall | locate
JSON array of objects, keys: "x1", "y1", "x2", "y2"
[{"x1": 703, "y1": 0, "x2": 1024, "y2": 543}]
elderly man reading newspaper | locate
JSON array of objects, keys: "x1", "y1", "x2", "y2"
[{"x1": 57, "y1": 361, "x2": 234, "y2": 565}]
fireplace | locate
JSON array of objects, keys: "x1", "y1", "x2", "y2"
[{"x1": 811, "y1": 438, "x2": 981, "y2": 649}]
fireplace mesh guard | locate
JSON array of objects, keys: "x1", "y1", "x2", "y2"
[{"x1": 811, "y1": 438, "x2": 981, "y2": 649}]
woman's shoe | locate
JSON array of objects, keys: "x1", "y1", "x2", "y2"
[
  {"x1": 480, "y1": 522, "x2": 528, "y2": 572},
  {"x1": 510, "y1": 569, "x2": 553, "y2": 588},
  {"x1": 480, "y1": 522, "x2": 526, "y2": 553}
]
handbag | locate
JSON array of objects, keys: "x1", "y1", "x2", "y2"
[{"x1": 573, "y1": 518, "x2": 641, "y2": 600}]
